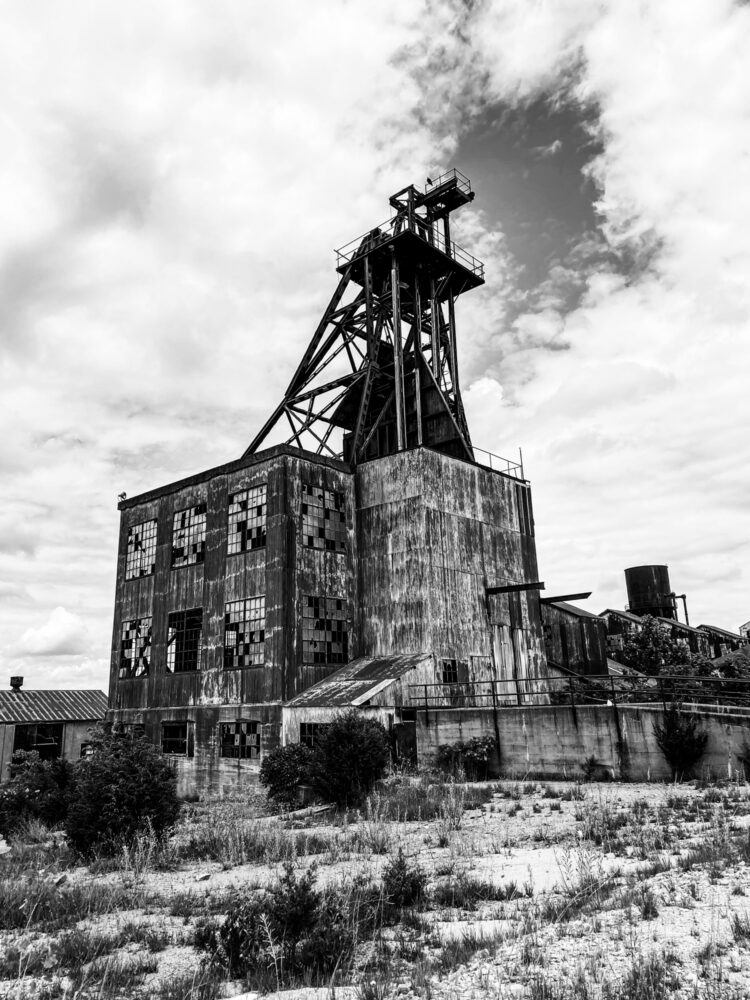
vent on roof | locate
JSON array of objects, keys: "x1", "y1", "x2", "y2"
[{"x1": 10, "y1": 676, "x2": 23, "y2": 692}]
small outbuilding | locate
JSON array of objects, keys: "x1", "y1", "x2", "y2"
[{"x1": 0, "y1": 677, "x2": 107, "y2": 781}]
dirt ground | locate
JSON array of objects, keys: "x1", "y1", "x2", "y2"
[{"x1": 2, "y1": 777, "x2": 750, "y2": 999}]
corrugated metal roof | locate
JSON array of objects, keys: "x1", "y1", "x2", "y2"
[
  {"x1": 600, "y1": 608, "x2": 643, "y2": 625},
  {"x1": 549, "y1": 601, "x2": 604, "y2": 620},
  {"x1": 697, "y1": 624, "x2": 743, "y2": 641},
  {"x1": 655, "y1": 616, "x2": 706, "y2": 636},
  {"x1": 0, "y1": 690, "x2": 108, "y2": 725},
  {"x1": 286, "y1": 653, "x2": 431, "y2": 707}
]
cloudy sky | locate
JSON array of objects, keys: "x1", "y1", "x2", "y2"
[{"x1": 2, "y1": 0, "x2": 749, "y2": 691}]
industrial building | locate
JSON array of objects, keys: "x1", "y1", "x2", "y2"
[
  {"x1": 0, "y1": 677, "x2": 107, "y2": 781},
  {"x1": 108, "y1": 171, "x2": 548, "y2": 795}
]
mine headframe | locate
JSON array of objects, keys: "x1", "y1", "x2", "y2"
[{"x1": 244, "y1": 168, "x2": 485, "y2": 465}]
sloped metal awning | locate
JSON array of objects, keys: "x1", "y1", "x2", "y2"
[{"x1": 285, "y1": 653, "x2": 432, "y2": 708}]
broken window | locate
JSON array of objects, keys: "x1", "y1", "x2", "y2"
[
  {"x1": 161, "y1": 722, "x2": 194, "y2": 757},
  {"x1": 224, "y1": 597, "x2": 265, "y2": 668},
  {"x1": 125, "y1": 519, "x2": 157, "y2": 580},
  {"x1": 302, "y1": 595, "x2": 349, "y2": 665},
  {"x1": 300, "y1": 722, "x2": 329, "y2": 748},
  {"x1": 172, "y1": 503, "x2": 207, "y2": 568},
  {"x1": 301, "y1": 484, "x2": 346, "y2": 552},
  {"x1": 228, "y1": 485, "x2": 267, "y2": 555},
  {"x1": 166, "y1": 608, "x2": 203, "y2": 673},
  {"x1": 220, "y1": 720, "x2": 260, "y2": 759},
  {"x1": 119, "y1": 616, "x2": 152, "y2": 679},
  {"x1": 13, "y1": 723, "x2": 63, "y2": 761},
  {"x1": 441, "y1": 658, "x2": 459, "y2": 685}
]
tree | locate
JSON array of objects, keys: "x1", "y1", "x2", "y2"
[
  {"x1": 620, "y1": 615, "x2": 710, "y2": 676},
  {"x1": 260, "y1": 743, "x2": 313, "y2": 807},
  {"x1": 0, "y1": 751, "x2": 74, "y2": 836},
  {"x1": 64, "y1": 726, "x2": 180, "y2": 855},
  {"x1": 653, "y1": 703, "x2": 709, "y2": 781},
  {"x1": 306, "y1": 710, "x2": 390, "y2": 807}
]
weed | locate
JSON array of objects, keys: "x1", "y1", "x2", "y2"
[{"x1": 382, "y1": 848, "x2": 426, "y2": 910}]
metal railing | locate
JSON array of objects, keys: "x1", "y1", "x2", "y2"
[
  {"x1": 335, "y1": 214, "x2": 485, "y2": 281},
  {"x1": 425, "y1": 168, "x2": 472, "y2": 197},
  {"x1": 472, "y1": 445, "x2": 525, "y2": 479},
  {"x1": 409, "y1": 672, "x2": 750, "y2": 712}
]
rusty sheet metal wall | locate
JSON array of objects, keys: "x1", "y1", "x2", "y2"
[
  {"x1": 541, "y1": 604, "x2": 608, "y2": 676},
  {"x1": 355, "y1": 448, "x2": 546, "y2": 686},
  {"x1": 0, "y1": 721, "x2": 95, "y2": 783},
  {"x1": 109, "y1": 446, "x2": 356, "y2": 794}
]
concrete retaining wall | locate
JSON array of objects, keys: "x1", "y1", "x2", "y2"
[{"x1": 417, "y1": 703, "x2": 750, "y2": 781}]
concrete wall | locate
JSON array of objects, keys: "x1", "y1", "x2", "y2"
[{"x1": 417, "y1": 704, "x2": 750, "y2": 781}]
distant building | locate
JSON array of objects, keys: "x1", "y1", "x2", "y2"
[
  {"x1": 697, "y1": 624, "x2": 748, "y2": 660},
  {"x1": 540, "y1": 600, "x2": 608, "y2": 676},
  {"x1": 0, "y1": 677, "x2": 107, "y2": 781},
  {"x1": 739, "y1": 621, "x2": 750, "y2": 641}
]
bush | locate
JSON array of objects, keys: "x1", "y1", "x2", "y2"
[
  {"x1": 259, "y1": 743, "x2": 313, "y2": 807},
  {"x1": 64, "y1": 727, "x2": 180, "y2": 856},
  {"x1": 436, "y1": 736, "x2": 497, "y2": 780},
  {"x1": 653, "y1": 704, "x2": 708, "y2": 781},
  {"x1": 0, "y1": 751, "x2": 74, "y2": 836},
  {"x1": 307, "y1": 710, "x2": 390, "y2": 807},
  {"x1": 197, "y1": 863, "x2": 381, "y2": 989},
  {"x1": 382, "y1": 848, "x2": 426, "y2": 910}
]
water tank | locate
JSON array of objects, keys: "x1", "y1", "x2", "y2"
[{"x1": 624, "y1": 565, "x2": 675, "y2": 620}]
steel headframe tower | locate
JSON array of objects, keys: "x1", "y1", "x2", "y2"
[{"x1": 244, "y1": 169, "x2": 485, "y2": 465}]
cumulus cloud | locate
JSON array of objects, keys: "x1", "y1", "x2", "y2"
[
  {"x1": 2, "y1": 0, "x2": 748, "y2": 689},
  {"x1": 14, "y1": 607, "x2": 89, "y2": 657}
]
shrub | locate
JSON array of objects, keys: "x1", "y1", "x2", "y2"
[
  {"x1": 259, "y1": 743, "x2": 313, "y2": 807},
  {"x1": 382, "y1": 848, "x2": 426, "y2": 910},
  {"x1": 64, "y1": 727, "x2": 180, "y2": 856},
  {"x1": 0, "y1": 751, "x2": 74, "y2": 836},
  {"x1": 436, "y1": 736, "x2": 497, "y2": 780},
  {"x1": 307, "y1": 710, "x2": 390, "y2": 807},
  {"x1": 653, "y1": 704, "x2": 709, "y2": 781},
  {"x1": 198, "y1": 863, "x2": 381, "y2": 989}
]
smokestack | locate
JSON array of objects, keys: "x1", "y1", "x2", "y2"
[{"x1": 9, "y1": 676, "x2": 23, "y2": 692}]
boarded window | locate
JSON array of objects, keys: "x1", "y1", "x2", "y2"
[
  {"x1": 302, "y1": 596, "x2": 348, "y2": 665},
  {"x1": 515, "y1": 484, "x2": 534, "y2": 536},
  {"x1": 228, "y1": 485, "x2": 267, "y2": 554},
  {"x1": 441, "y1": 658, "x2": 459, "y2": 684},
  {"x1": 300, "y1": 722, "x2": 328, "y2": 748},
  {"x1": 125, "y1": 519, "x2": 157, "y2": 580},
  {"x1": 301, "y1": 484, "x2": 346, "y2": 552},
  {"x1": 224, "y1": 597, "x2": 265, "y2": 668},
  {"x1": 119, "y1": 616, "x2": 152, "y2": 679},
  {"x1": 220, "y1": 720, "x2": 260, "y2": 759},
  {"x1": 162, "y1": 722, "x2": 194, "y2": 756},
  {"x1": 172, "y1": 503, "x2": 206, "y2": 568},
  {"x1": 13, "y1": 723, "x2": 63, "y2": 760},
  {"x1": 167, "y1": 608, "x2": 203, "y2": 673}
]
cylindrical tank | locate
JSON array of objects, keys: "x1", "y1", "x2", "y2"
[{"x1": 624, "y1": 565, "x2": 675, "y2": 620}]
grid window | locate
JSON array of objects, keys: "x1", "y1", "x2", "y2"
[
  {"x1": 125, "y1": 520, "x2": 157, "y2": 580},
  {"x1": 220, "y1": 720, "x2": 260, "y2": 759},
  {"x1": 224, "y1": 597, "x2": 265, "y2": 668},
  {"x1": 302, "y1": 595, "x2": 349, "y2": 665},
  {"x1": 441, "y1": 658, "x2": 459, "y2": 685},
  {"x1": 167, "y1": 608, "x2": 203, "y2": 673},
  {"x1": 162, "y1": 722, "x2": 193, "y2": 757},
  {"x1": 119, "y1": 617, "x2": 152, "y2": 679},
  {"x1": 228, "y1": 485, "x2": 267, "y2": 555},
  {"x1": 301, "y1": 484, "x2": 346, "y2": 552},
  {"x1": 172, "y1": 503, "x2": 206, "y2": 568},
  {"x1": 300, "y1": 722, "x2": 329, "y2": 749}
]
